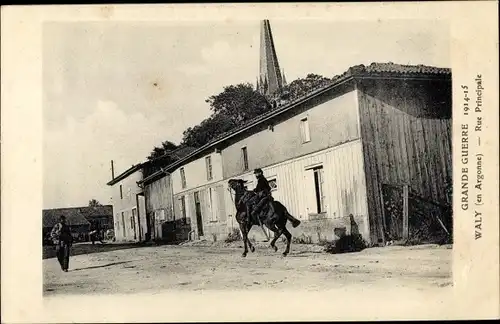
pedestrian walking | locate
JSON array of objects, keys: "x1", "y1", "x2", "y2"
[{"x1": 50, "y1": 215, "x2": 73, "y2": 272}]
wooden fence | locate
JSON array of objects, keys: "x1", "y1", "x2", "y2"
[{"x1": 381, "y1": 184, "x2": 452, "y2": 245}]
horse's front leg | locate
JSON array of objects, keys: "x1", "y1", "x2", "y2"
[
  {"x1": 244, "y1": 207, "x2": 256, "y2": 253},
  {"x1": 246, "y1": 223, "x2": 255, "y2": 253}
]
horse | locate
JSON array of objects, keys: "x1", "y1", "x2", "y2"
[{"x1": 228, "y1": 179, "x2": 301, "y2": 257}]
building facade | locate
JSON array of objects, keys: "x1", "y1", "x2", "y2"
[
  {"x1": 107, "y1": 164, "x2": 147, "y2": 242},
  {"x1": 170, "y1": 151, "x2": 227, "y2": 241},
  {"x1": 151, "y1": 63, "x2": 451, "y2": 246}
]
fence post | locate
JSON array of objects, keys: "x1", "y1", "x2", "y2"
[{"x1": 402, "y1": 185, "x2": 409, "y2": 241}]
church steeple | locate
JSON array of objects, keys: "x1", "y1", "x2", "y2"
[{"x1": 258, "y1": 20, "x2": 283, "y2": 97}]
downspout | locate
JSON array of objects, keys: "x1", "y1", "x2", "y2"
[{"x1": 136, "y1": 177, "x2": 145, "y2": 243}]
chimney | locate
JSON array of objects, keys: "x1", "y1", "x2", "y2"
[{"x1": 111, "y1": 160, "x2": 115, "y2": 180}]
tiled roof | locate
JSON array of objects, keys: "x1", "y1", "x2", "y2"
[
  {"x1": 357, "y1": 62, "x2": 451, "y2": 75},
  {"x1": 43, "y1": 208, "x2": 92, "y2": 228},
  {"x1": 171, "y1": 146, "x2": 197, "y2": 159},
  {"x1": 147, "y1": 62, "x2": 451, "y2": 177}
]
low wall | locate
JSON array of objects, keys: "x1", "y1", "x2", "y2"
[{"x1": 218, "y1": 214, "x2": 369, "y2": 244}]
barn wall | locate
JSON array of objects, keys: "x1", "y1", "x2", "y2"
[{"x1": 357, "y1": 77, "x2": 452, "y2": 244}]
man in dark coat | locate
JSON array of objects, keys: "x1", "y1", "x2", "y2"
[
  {"x1": 50, "y1": 215, "x2": 73, "y2": 272},
  {"x1": 250, "y1": 168, "x2": 273, "y2": 223}
]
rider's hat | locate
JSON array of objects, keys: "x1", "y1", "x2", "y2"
[{"x1": 254, "y1": 168, "x2": 263, "y2": 174}]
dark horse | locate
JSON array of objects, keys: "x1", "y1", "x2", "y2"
[{"x1": 228, "y1": 179, "x2": 301, "y2": 257}]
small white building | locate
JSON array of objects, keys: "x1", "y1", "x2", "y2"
[{"x1": 107, "y1": 163, "x2": 147, "y2": 242}]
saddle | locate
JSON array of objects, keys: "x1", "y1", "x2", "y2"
[{"x1": 238, "y1": 191, "x2": 274, "y2": 224}]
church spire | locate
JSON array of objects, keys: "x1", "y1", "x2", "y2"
[{"x1": 258, "y1": 20, "x2": 283, "y2": 97}]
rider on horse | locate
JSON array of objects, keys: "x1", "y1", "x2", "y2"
[{"x1": 250, "y1": 168, "x2": 274, "y2": 224}]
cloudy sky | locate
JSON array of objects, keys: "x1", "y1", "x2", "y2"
[{"x1": 43, "y1": 19, "x2": 450, "y2": 209}]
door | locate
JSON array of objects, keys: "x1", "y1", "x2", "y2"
[
  {"x1": 304, "y1": 169, "x2": 317, "y2": 216},
  {"x1": 194, "y1": 191, "x2": 204, "y2": 237},
  {"x1": 136, "y1": 194, "x2": 146, "y2": 241},
  {"x1": 131, "y1": 208, "x2": 137, "y2": 240},
  {"x1": 121, "y1": 212, "x2": 126, "y2": 238}
]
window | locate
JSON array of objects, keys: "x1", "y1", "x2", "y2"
[
  {"x1": 241, "y1": 147, "x2": 249, "y2": 171},
  {"x1": 300, "y1": 117, "x2": 311, "y2": 143},
  {"x1": 205, "y1": 156, "x2": 213, "y2": 180},
  {"x1": 180, "y1": 167, "x2": 186, "y2": 189},
  {"x1": 120, "y1": 184, "x2": 123, "y2": 199},
  {"x1": 313, "y1": 166, "x2": 326, "y2": 213},
  {"x1": 269, "y1": 178, "x2": 277, "y2": 191}
]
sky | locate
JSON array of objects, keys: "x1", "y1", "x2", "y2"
[{"x1": 43, "y1": 19, "x2": 450, "y2": 209}]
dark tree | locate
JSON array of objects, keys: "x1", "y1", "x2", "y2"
[
  {"x1": 205, "y1": 83, "x2": 271, "y2": 124},
  {"x1": 88, "y1": 199, "x2": 102, "y2": 207},
  {"x1": 147, "y1": 140, "x2": 179, "y2": 161},
  {"x1": 280, "y1": 73, "x2": 332, "y2": 100},
  {"x1": 181, "y1": 83, "x2": 270, "y2": 148},
  {"x1": 181, "y1": 113, "x2": 237, "y2": 148}
]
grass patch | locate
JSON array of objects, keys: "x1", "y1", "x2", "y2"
[
  {"x1": 224, "y1": 228, "x2": 242, "y2": 243},
  {"x1": 323, "y1": 234, "x2": 367, "y2": 254}
]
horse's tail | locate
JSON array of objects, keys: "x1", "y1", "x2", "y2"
[
  {"x1": 274, "y1": 201, "x2": 301, "y2": 228},
  {"x1": 286, "y1": 211, "x2": 301, "y2": 228}
]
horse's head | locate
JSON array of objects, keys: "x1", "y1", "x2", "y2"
[{"x1": 228, "y1": 179, "x2": 247, "y2": 192}]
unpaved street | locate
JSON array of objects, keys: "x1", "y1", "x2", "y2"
[{"x1": 43, "y1": 242, "x2": 452, "y2": 295}]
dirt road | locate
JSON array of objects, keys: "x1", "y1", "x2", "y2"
[{"x1": 43, "y1": 242, "x2": 452, "y2": 296}]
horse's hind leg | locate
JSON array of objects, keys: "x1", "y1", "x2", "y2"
[
  {"x1": 282, "y1": 227, "x2": 292, "y2": 257},
  {"x1": 268, "y1": 224, "x2": 282, "y2": 252}
]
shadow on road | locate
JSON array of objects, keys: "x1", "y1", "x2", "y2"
[
  {"x1": 71, "y1": 261, "x2": 133, "y2": 271},
  {"x1": 43, "y1": 242, "x2": 149, "y2": 260}
]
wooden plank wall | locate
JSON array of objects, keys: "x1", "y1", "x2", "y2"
[
  {"x1": 357, "y1": 77, "x2": 452, "y2": 244},
  {"x1": 145, "y1": 176, "x2": 174, "y2": 220}
]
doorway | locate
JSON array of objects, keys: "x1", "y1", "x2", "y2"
[{"x1": 194, "y1": 191, "x2": 204, "y2": 237}]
